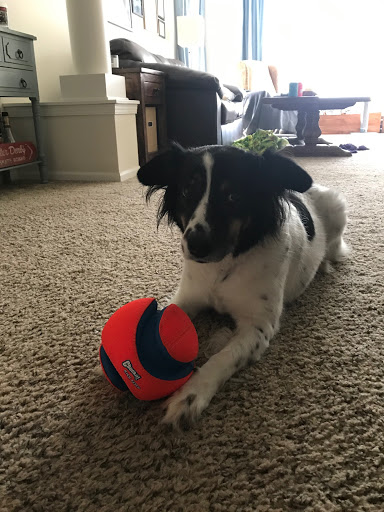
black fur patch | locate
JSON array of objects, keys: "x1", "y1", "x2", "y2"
[
  {"x1": 186, "y1": 394, "x2": 196, "y2": 406},
  {"x1": 288, "y1": 192, "x2": 315, "y2": 241},
  {"x1": 235, "y1": 358, "x2": 246, "y2": 370}
]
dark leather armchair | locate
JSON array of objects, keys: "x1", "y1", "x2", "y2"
[{"x1": 110, "y1": 39, "x2": 245, "y2": 148}]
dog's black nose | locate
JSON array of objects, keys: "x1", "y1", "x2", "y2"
[{"x1": 185, "y1": 228, "x2": 212, "y2": 259}]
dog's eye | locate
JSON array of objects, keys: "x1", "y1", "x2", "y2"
[{"x1": 228, "y1": 193, "x2": 240, "y2": 203}]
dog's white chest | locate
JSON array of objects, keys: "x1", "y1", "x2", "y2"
[
  {"x1": 185, "y1": 249, "x2": 279, "y2": 318},
  {"x1": 199, "y1": 261, "x2": 234, "y2": 313}
]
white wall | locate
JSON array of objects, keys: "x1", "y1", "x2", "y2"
[
  {"x1": 6, "y1": 0, "x2": 75, "y2": 102},
  {"x1": 205, "y1": 0, "x2": 243, "y2": 85},
  {"x1": 5, "y1": 0, "x2": 175, "y2": 104},
  {"x1": 105, "y1": 0, "x2": 175, "y2": 58}
]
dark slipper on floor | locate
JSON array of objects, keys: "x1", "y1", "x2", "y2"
[{"x1": 339, "y1": 144, "x2": 357, "y2": 153}]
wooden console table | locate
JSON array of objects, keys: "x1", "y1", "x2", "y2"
[
  {"x1": 263, "y1": 96, "x2": 371, "y2": 157},
  {"x1": 113, "y1": 68, "x2": 167, "y2": 166},
  {"x1": 0, "y1": 27, "x2": 47, "y2": 182}
]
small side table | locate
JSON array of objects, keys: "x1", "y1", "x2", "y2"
[
  {"x1": 0, "y1": 27, "x2": 48, "y2": 182},
  {"x1": 113, "y1": 68, "x2": 167, "y2": 166}
]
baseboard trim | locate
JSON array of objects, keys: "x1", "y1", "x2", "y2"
[
  {"x1": 2, "y1": 99, "x2": 139, "y2": 117},
  {"x1": 120, "y1": 167, "x2": 139, "y2": 181},
  {"x1": 46, "y1": 166, "x2": 140, "y2": 182}
]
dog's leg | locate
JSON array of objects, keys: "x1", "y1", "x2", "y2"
[
  {"x1": 203, "y1": 326, "x2": 235, "y2": 357},
  {"x1": 171, "y1": 288, "x2": 205, "y2": 320},
  {"x1": 170, "y1": 264, "x2": 210, "y2": 319},
  {"x1": 162, "y1": 317, "x2": 277, "y2": 428}
]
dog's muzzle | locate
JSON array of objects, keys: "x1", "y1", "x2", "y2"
[{"x1": 184, "y1": 227, "x2": 212, "y2": 260}]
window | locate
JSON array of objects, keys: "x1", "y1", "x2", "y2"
[{"x1": 263, "y1": 0, "x2": 384, "y2": 108}]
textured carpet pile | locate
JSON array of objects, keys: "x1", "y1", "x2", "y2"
[{"x1": 1, "y1": 137, "x2": 384, "y2": 511}]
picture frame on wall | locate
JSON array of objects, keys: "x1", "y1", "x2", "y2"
[
  {"x1": 157, "y1": 0, "x2": 165, "y2": 38},
  {"x1": 132, "y1": 0, "x2": 144, "y2": 17},
  {"x1": 158, "y1": 19, "x2": 165, "y2": 38},
  {"x1": 106, "y1": 0, "x2": 132, "y2": 31},
  {"x1": 157, "y1": 0, "x2": 165, "y2": 20}
]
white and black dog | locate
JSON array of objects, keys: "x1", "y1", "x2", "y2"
[{"x1": 137, "y1": 144, "x2": 348, "y2": 427}]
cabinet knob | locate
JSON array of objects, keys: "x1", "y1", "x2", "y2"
[
  {"x1": 152, "y1": 88, "x2": 160, "y2": 95},
  {"x1": 20, "y1": 78, "x2": 28, "y2": 89},
  {"x1": 16, "y1": 49, "x2": 24, "y2": 60}
]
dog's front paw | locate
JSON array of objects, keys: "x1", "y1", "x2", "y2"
[{"x1": 162, "y1": 370, "x2": 213, "y2": 429}]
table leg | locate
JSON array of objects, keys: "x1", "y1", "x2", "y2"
[
  {"x1": 1, "y1": 170, "x2": 12, "y2": 184},
  {"x1": 287, "y1": 111, "x2": 306, "y2": 146},
  {"x1": 360, "y1": 101, "x2": 369, "y2": 133},
  {"x1": 30, "y1": 97, "x2": 48, "y2": 183},
  {"x1": 296, "y1": 111, "x2": 306, "y2": 141},
  {"x1": 296, "y1": 112, "x2": 332, "y2": 145},
  {"x1": 303, "y1": 110, "x2": 322, "y2": 145},
  {"x1": 289, "y1": 108, "x2": 352, "y2": 157}
]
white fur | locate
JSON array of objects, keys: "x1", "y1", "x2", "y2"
[
  {"x1": 163, "y1": 182, "x2": 348, "y2": 427},
  {"x1": 183, "y1": 153, "x2": 213, "y2": 236}
]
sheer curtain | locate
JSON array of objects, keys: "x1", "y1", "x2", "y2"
[
  {"x1": 263, "y1": 0, "x2": 384, "y2": 109},
  {"x1": 175, "y1": 0, "x2": 207, "y2": 71},
  {"x1": 205, "y1": 0, "x2": 243, "y2": 84}
]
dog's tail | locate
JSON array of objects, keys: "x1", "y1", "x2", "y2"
[{"x1": 309, "y1": 184, "x2": 350, "y2": 262}]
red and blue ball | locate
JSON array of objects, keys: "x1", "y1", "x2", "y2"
[{"x1": 99, "y1": 298, "x2": 199, "y2": 401}]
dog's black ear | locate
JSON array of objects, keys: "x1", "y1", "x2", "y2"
[
  {"x1": 137, "y1": 142, "x2": 185, "y2": 189},
  {"x1": 262, "y1": 150, "x2": 313, "y2": 193}
]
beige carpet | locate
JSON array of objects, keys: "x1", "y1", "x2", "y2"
[{"x1": 1, "y1": 136, "x2": 384, "y2": 512}]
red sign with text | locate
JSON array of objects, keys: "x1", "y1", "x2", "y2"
[{"x1": 0, "y1": 142, "x2": 37, "y2": 169}]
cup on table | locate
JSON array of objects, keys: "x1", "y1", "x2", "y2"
[{"x1": 289, "y1": 82, "x2": 303, "y2": 97}]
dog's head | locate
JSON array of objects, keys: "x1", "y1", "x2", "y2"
[{"x1": 138, "y1": 144, "x2": 312, "y2": 263}]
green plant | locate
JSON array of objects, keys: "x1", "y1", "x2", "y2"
[{"x1": 232, "y1": 129, "x2": 289, "y2": 155}]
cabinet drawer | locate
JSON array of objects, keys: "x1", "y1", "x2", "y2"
[
  {"x1": 124, "y1": 76, "x2": 140, "y2": 99},
  {"x1": 144, "y1": 81, "x2": 164, "y2": 104},
  {"x1": 2, "y1": 35, "x2": 33, "y2": 67},
  {"x1": 0, "y1": 68, "x2": 37, "y2": 93}
]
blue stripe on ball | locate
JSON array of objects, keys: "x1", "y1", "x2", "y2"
[
  {"x1": 136, "y1": 300, "x2": 194, "y2": 381},
  {"x1": 100, "y1": 345, "x2": 129, "y2": 391}
]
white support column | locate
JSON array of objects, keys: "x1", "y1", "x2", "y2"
[
  {"x1": 66, "y1": 0, "x2": 111, "y2": 75},
  {"x1": 60, "y1": 0, "x2": 127, "y2": 101},
  {"x1": 53, "y1": 0, "x2": 140, "y2": 181}
]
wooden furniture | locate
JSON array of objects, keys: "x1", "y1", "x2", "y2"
[
  {"x1": 319, "y1": 112, "x2": 381, "y2": 134},
  {"x1": 262, "y1": 96, "x2": 371, "y2": 157},
  {"x1": 0, "y1": 28, "x2": 47, "y2": 182},
  {"x1": 113, "y1": 67, "x2": 167, "y2": 166}
]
